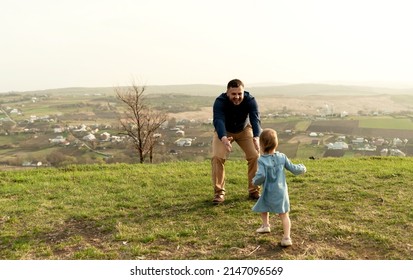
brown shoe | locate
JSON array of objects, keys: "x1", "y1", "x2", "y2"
[
  {"x1": 213, "y1": 194, "x2": 225, "y2": 205},
  {"x1": 248, "y1": 191, "x2": 260, "y2": 200}
]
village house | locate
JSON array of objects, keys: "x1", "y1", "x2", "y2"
[
  {"x1": 82, "y1": 133, "x2": 96, "y2": 141},
  {"x1": 53, "y1": 127, "x2": 64, "y2": 133},
  {"x1": 100, "y1": 132, "x2": 111, "y2": 141},
  {"x1": 373, "y1": 138, "x2": 386, "y2": 146},
  {"x1": 73, "y1": 124, "x2": 88, "y2": 132},
  {"x1": 22, "y1": 161, "x2": 43, "y2": 167},
  {"x1": 49, "y1": 135, "x2": 67, "y2": 144},
  {"x1": 382, "y1": 148, "x2": 406, "y2": 157},
  {"x1": 353, "y1": 144, "x2": 377, "y2": 152},
  {"x1": 176, "y1": 130, "x2": 185, "y2": 137},
  {"x1": 110, "y1": 135, "x2": 123, "y2": 142},
  {"x1": 391, "y1": 149, "x2": 406, "y2": 157},
  {"x1": 392, "y1": 138, "x2": 405, "y2": 147},
  {"x1": 337, "y1": 135, "x2": 346, "y2": 141},
  {"x1": 340, "y1": 111, "x2": 349, "y2": 118},
  {"x1": 175, "y1": 138, "x2": 192, "y2": 147},
  {"x1": 352, "y1": 137, "x2": 365, "y2": 144},
  {"x1": 327, "y1": 142, "x2": 349, "y2": 150},
  {"x1": 10, "y1": 109, "x2": 22, "y2": 115}
]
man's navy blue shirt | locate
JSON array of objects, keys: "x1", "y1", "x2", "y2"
[{"x1": 213, "y1": 91, "x2": 261, "y2": 140}]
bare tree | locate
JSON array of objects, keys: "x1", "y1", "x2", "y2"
[{"x1": 115, "y1": 82, "x2": 167, "y2": 163}]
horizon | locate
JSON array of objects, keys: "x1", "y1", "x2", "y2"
[{"x1": 2, "y1": 81, "x2": 413, "y2": 95}]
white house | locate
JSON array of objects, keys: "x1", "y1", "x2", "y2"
[
  {"x1": 389, "y1": 149, "x2": 406, "y2": 157},
  {"x1": 354, "y1": 144, "x2": 377, "y2": 151},
  {"x1": 110, "y1": 136, "x2": 122, "y2": 142},
  {"x1": 82, "y1": 134, "x2": 96, "y2": 141},
  {"x1": 175, "y1": 138, "x2": 192, "y2": 147},
  {"x1": 352, "y1": 138, "x2": 365, "y2": 144},
  {"x1": 22, "y1": 161, "x2": 42, "y2": 167},
  {"x1": 100, "y1": 132, "x2": 111, "y2": 141},
  {"x1": 380, "y1": 148, "x2": 388, "y2": 156},
  {"x1": 10, "y1": 109, "x2": 21, "y2": 115},
  {"x1": 74, "y1": 124, "x2": 88, "y2": 132},
  {"x1": 373, "y1": 138, "x2": 385, "y2": 146},
  {"x1": 176, "y1": 130, "x2": 185, "y2": 137},
  {"x1": 392, "y1": 138, "x2": 404, "y2": 147},
  {"x1": 327, "y1": 142, "x2": 349, "y2": 150},
  {"x1": 49, "y1": 135, "x2": 66, "y2": 144}
]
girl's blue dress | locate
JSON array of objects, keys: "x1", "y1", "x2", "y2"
[{"x1": 252, "y1": 152, "x2": 306, "y2": 214}]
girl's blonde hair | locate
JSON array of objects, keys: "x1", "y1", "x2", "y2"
[{"x1": 260, "y1": 128, "x2": 278, "y2": 153}]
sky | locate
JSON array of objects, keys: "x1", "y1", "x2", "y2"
[{"x1": 1, "y1": 0, "x2": 413, "y2": 92}]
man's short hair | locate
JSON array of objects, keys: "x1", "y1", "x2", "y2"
[{"x1": 227, "y1": 79, "x2": 244, "y2": 89}]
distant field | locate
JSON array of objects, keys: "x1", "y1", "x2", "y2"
[
  {"x1": 307, "y1": 118, "x2": 413, "y2": 140},
  {"x1": 1, "y1": 86, "x2": 413, "y2": 167},
  {"x1": 307, "y1": 120, "x2": 358, "y2": 134},
  {"x1": 357, "y1": 116, "x2": 413, "y2": 130}
]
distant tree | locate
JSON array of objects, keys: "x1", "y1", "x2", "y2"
[
  {"x1": 1, "y1": 120, "x2": 16, "y2": 134},
  {"x1": 46, "y1": 151, "x2": 77, "y2": 167},
  {"x1": 168, "y1": 117, "x2": 177, "y2": 129},
  {"x1": 115, "y1": 82, "x2": 167, "y2": 163}
]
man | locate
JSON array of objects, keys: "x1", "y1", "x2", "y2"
[{"x1": 211, "y1": 79, "x2": 261, "y2": 204}]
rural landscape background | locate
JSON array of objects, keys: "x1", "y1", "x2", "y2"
[
  {"x1": 1, "y1": 83, "x2": 413, "y2": 261},
  {"x1": 1, "y1": 83, "x2": 413, "y2": 168}
]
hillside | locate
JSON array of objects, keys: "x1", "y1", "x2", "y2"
[
  {"x1": 1, "y1": 84, "x2": 413, "y2": 170},
  {"x1": 3, "y1": 83, "x2": 413, "y2": 97},
  {"x1": 0, "y1": 157, "x2": 412, "y2": 260}
]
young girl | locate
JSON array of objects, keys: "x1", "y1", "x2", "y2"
[{"x1": 252, "y1": 128, "x2": 306, "y2": 247}]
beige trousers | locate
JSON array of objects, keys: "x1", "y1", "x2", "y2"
[{"x1": 211, "y1": 126, "x2": 259, "y2": 195}]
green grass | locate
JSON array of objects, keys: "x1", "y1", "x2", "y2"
[
  {"x1": 295, "y1": 120, "x2": 312, "y2": 131},
  {"x1": 295, "y1": 144, "x2": 325, "y2": 159},
  {"x1": 357, "y1": 116, "x2": 413, "y2": 130},
  {"x1": 0, "y1": 158, "x2": 412, "y2": 260}
]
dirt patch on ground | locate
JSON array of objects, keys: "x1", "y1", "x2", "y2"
[
  {"x1": 42, "y1": 218, "x2": 110, "y2": 259},
  {"x1": 287, "y1": 135, "x2": 318, "y2": 144}
]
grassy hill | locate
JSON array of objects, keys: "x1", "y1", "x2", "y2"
[{"x1": 0, "y1": 157, "x2": 412, "y2": 260}]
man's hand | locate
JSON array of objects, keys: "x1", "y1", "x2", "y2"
[
  {"x1": 253, "y1": 137, "x2": 260, "y2": 153},
  {"x1": 221, "y1": 136, "x2": 233, "y2": 152}
]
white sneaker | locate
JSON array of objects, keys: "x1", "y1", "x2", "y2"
[
  {"x1": 256, "y1": 225, "x2": 271, "y2": 234},
  {"x1": 281, "y1": 237, "x2": 292, "y2": 247}
]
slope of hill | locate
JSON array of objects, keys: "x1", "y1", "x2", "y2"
[
  {"x1": 3, "y1": 83, "x2": 413, "y2": 97},
  {"x1": 0, "y1": 158, "x2": 412, "y2": 260}
]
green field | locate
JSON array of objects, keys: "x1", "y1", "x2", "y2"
[
  {"x1": 1, "y1": 158, "x2": 412, "y2": 260},
  {"x1": 357, "y1": 116, "x2": 413, "y2": 130}
]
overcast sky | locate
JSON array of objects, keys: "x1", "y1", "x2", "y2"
[{"x1": 2, "y1": 0, "x2": 413, "y2": 92}]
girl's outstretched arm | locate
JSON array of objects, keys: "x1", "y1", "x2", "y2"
[{"x1": 284, "y1": 156, "x2": 306, "y2": 175}]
